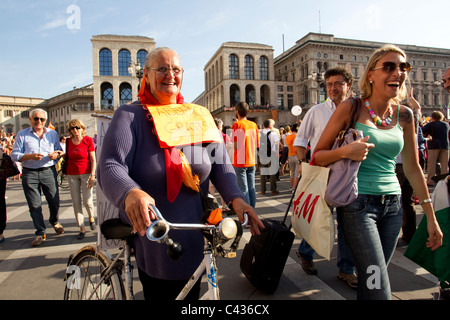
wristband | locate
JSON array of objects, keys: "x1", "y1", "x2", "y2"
[{"x1": 419, "y1": 198, "x2": 431, "y2": 205}]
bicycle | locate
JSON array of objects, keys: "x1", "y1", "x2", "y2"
[{"x1": 63, "y1": 204, "x2": 247, "y2": 300}]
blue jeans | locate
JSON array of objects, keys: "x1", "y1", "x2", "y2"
[
  {"x1": 337, "y1": 194, "x2": 402, "y2": 300},
  {"x1": 298, "y1": 207, "x2": 355, "y2": 274},
  {"x1": 233, "y1": 166, "x2": 256, "y2": 208},
  {"x1": 22, "y1": 166, "x2": 60, "y2": 236}
]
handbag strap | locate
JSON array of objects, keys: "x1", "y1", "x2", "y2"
[{"x1": 284, "y1": 180, "x2": 300, "y2": 229}]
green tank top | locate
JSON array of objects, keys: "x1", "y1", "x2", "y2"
[{"x1": 355, "y1": 106, "x2": 403, "y2": 195}]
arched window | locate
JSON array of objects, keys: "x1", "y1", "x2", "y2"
[
  {"x1": 230, "y1": 84, "x2": 240, "y2": 107},
  {"x1": 137, "y1": 50, "x2": 148, "y2": 68},
  {"x1": 244, "y1": 55, "x2": 254, "y2": 80},
  {"x1": 118, "y1": 49, "x2": 131, "y2": 76},
  {"x1": 260, "y1": 85, "x2": 270, "y2": 105},
  {"x1": 101, "y1": 82, "x2": 114, "y2": 109},
  {"x1": 259, "y1": 56, "x2": 268, "y2": 80},
  {"x1": 120, "y1": 82, "x2": 132, "y2": 105},
  {"x1": 245, "y1": 85, "x2": 255, "y2": 106},
  {"x1": 229, "y1": 54, "x2": 239, "y2": 79},
  {"x1": 99, "y1": 48, "x2": 112, "y2": 76}
]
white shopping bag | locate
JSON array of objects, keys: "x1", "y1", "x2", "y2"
[{"x1": 291, "y1": 162, "x2": 335, "y2": 260}]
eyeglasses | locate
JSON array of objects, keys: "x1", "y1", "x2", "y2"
[
  {"x1": 33, "y1": 117, "x2": 46, "y2": 122},
  {"x1": 372, "y1": 61, "x2": 412, "y2": 73},
  {"x1": 70, "y1": 126, "x2": 81, "y2": 131},
  {"x1": 326, "y1": 81, "x2": 347, "y2": 89},
  {"x1": 149, "y1": 66, "x2": 184, "y2": 76}
]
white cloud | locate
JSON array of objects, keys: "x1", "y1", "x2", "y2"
[{"x1": 38, "y1": 17, "x2": 66, "y2": 31}]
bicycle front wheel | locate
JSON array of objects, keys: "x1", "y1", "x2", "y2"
[{"x1": 64, "y1": 246, "x2": 125, "y2": 300}]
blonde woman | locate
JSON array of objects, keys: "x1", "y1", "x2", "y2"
[
  {"x1": 66, "y1": 119, "x2": 96, "y2": 239},
  {"x1": 312, "y1": 45, "x2": 443, "y2": 299}
]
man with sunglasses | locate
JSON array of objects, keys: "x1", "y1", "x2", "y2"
[{"x1": 11, "y1": 108, "x2": 65, "y2": 246}]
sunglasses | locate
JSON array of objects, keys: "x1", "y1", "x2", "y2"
[
  {"x1": 33, "y1": 117, "x2": 46, "y2": 122},
  {"x1": 372, "y1": 61, "x2": 412, "y2": 73},
  {"x1": 70, "y1": 126, "x2": 81, "y2": 130}
]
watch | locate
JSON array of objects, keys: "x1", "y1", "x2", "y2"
[{"x1": 298, "y1": 159, "x2": 304, "y2": 164}]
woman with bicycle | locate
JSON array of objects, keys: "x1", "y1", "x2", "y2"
[
  {"x1": 65, "y1": 119, "x2": 96, "y2": 240},
  {"x1": 98, "y1": 47, "x2": 264, "y2": 300}
]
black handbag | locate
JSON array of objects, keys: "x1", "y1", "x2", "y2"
[{"x1": 0, "y1": 154, "x2": 20, "y2": 180}]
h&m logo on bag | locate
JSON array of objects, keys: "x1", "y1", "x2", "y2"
[{"x1": 292, "y1": 192, "x2": 320, "y2": 223}]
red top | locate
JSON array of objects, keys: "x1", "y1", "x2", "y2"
[{"x1": 66, "y1": 136, "x2": 95, "y2": 175}]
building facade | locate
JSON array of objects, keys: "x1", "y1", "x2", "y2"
[
  {"x1": 195, "y1": 42, "x2": 300, "y2": 127},
  {"x1": 0, "y1": 96, "x2": 45, "y2": 134},
  {"x1": 274, "y1": 32, "x2": 450, "y2": 117},
  {"x1": 2, "y1": 33, "x2": 449, "y2": 135},
  {"x1": 199, "y1": 33, "x2": 450, "y2": 128},
  {"x1": 91, "y1": 34, "x2": 156, "y2": 113}
]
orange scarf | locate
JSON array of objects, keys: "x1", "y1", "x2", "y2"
[{"x1": 138, "y1": 76, "x2": 198, "y2": 202}]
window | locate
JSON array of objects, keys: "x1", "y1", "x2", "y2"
[
  {"x1": 244, "y1": 55, "x2": 254, "y2": 80},
  {"x1": 259, "y1": 56, "x2": 268, "y2": 80},
  {"x1": 99, "y1": 48, "x2": 112, "y2": 76},
  {"x1": 434, "y1": 94, "x2": 439, "y2": 106},
  {"x1": 120, "y1": 82, "x2": 132, "y2": 105},
  {"x1": 118, "y1": 49, "x2": 131, "y2": 76},
  {"x1": 260, "y1": 85, "x2": 270, "y2": 105},
  {"x1": 4, "y1": 110, "x2": 13, "y2": 117},
  {"x1": 340, "y1": 54, "x2": 344, "y2": 60},
  {"x1": 245, "y1": 85, "x2": 255, "y2": 105},
  {"x1": 137, "y1": 50, "x2": 148, "y2": 68},
  {"x1": 101, "y1": 82, "x2": 114, "y2": 109},
  {"x1": 229, "y1": 54, "x2": 239, "y2": 79},
  {"x1": 21, "y1": 111, "x2": 29, "y2": 118},
  {"x1": 230, "y1": 84, "x2": 240, "y2": 107},
  {"x1": 277, "y1": 94, "x2": 284, "y2": 108},
  {"x1": 288, "y1": 94, "x2": 294, "y2": 109}
]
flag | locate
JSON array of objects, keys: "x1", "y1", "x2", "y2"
[{"x1": 47, "y1": 122, "x2": 55, "y2": 130}]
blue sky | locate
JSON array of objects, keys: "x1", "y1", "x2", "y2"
[{"x1": 1, "y1": 0, "x2": 449, "y2": 103}]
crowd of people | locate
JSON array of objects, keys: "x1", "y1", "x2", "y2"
[{"x1": 0, "y1": 45, "x2": 448, "y2": 301}]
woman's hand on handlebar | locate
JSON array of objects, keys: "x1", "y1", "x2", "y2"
[
  {"x1": 124, "y1": 188, "x2": 156, "y2": 236},
  {"x1": 231, "y1": 198, "x2": 264, "y2": 236}
]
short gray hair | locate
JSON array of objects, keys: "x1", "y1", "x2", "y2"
[
  {"x1": 29, "y1": 108, "x2": 47, "y2": 119},
  {"x1": 144, "y1": 47, "x2": 179, "y2": 69}
]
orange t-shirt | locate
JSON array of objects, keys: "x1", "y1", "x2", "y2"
[
  {"x1": 231, "y1": 119, "x2": 259, "y2": 167},
  {"x1": 286, "y1": 134, "x2": 297, "y2": 157}
]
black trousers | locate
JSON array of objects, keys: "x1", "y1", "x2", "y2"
[{"x1": 138, "y1": 268, "x2": 201, "y2": 300}]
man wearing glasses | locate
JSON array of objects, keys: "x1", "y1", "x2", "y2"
[
  {"x1": 11, "y1": 108, "x2": 65, "y2": 246},
  {"x1": 293, "y1": 67, "x2": 358, "y2": 288}
]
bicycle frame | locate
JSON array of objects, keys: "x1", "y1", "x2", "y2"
[{"x1": 176, "y1": 240, "x2": 219, "y2": 300}]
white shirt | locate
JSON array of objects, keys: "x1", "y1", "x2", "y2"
[
  {"x1": 293, "y1": 99, "x2": 337, "y2": 153},
  {"x1": 260, "y1": 128, "x2": 280, "y2": 175}
]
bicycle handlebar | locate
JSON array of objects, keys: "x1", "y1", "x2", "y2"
[{"x1": 146, "y1": 204, "x2": 248, "y2": 260}]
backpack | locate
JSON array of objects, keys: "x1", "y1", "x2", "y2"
[{"x1": 259, "y1": 130, "x2": 272, "y2": 158}]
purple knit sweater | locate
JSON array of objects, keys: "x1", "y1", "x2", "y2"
[{"x1": 97, "y1": 101, "x2": 244, "y2": 280}]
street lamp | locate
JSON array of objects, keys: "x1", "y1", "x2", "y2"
[{"x1": 128, "y1": 61, "x2": 144, "y2": 91}]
